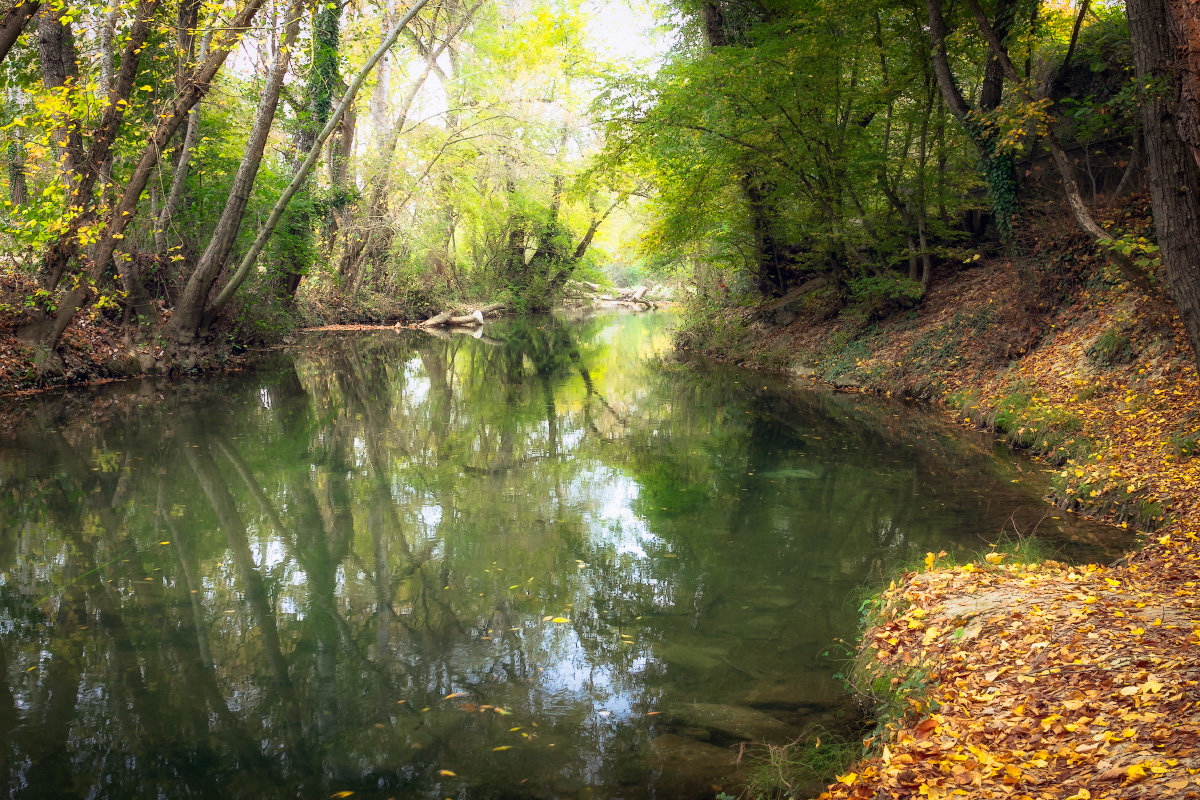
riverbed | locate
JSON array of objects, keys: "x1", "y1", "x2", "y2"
[{"x1": 0, "y1": 311, "x2": 1128, "y2": 798}]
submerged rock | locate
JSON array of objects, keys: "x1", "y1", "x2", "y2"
[
  {"x1": 666, "y1": 702, "x2": 797, "y2": 742},
  {"x1": 738, "y1": 674, "x2": 845, "y2": 711},
  {"x1": 648, "y1": 733, "x2": 741, "y2": 796}
]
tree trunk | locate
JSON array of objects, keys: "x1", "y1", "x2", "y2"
[
  {"x1": 0, "y1": 0, "x2": 38, "y2": 66},
  {"x1": 35, "y1": 5, "x2": 81, "y2": 178},
  {"x1": 32, "y1": 0, "x2": 268, "y2": 351},
  {"x1": 173, "y1": 0, "x2": 304, "y2": 345},
  {"x1": 1165, "y1": 0, "x2": 1199, "y2": 169},
  {"x1": 34, "y1": 0, "x2": 167, "y2": 291},
  {"x1": 206, "y1": 0, "x2": 435, "y2": 318},
  {"x1": 1128, "y1": 0, "x2": 1200, "y2": 374},
  {"x1": 154, "y1": 2, "x2": 207, "y2": 253},
  {"x1": 7, "y1": 138, "x2": 27, "y2": 206}
]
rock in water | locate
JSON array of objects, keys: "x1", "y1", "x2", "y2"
[
  {"x1": 666, "y1": 702, "x2": 797, "y2": 742},
  {"x1": 648, "y1": 733, "x2": 741, "y2": 797}
]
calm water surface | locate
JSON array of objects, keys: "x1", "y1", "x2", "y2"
[{"x1": 0, "y1": 312, "x2": 1127, "y2": 799}]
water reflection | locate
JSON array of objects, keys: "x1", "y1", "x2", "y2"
[{"x1": 0, "y1": 312, "x2": 1126, "y2": 798}]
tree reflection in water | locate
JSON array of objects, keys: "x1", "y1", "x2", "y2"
[{"x1": 0, "y1": 312, "x2": 1128, "y2": 799}]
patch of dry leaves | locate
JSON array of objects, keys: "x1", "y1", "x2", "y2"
[{"x1": 820, "y1": 526, "x2": 1200, "y2": 800}]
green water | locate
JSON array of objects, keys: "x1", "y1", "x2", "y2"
[{"x1": 0, "y1": 311, "x2": 1127, "y2": 799}]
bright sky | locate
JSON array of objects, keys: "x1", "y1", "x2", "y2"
[{"x1": 584, "y1": 0, "x2": 672, "y2": 73}]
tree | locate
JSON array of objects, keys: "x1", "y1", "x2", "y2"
[{"x1": 1127, "y1": 0, "x2": 1200, "y2": 375}]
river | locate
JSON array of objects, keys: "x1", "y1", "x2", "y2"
[{"x1": 0, "y1": 311, "x2": 1127, "y2": 798}]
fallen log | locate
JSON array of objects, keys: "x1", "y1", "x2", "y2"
[
  {"x1": 762, "y1": 276, "x2": 828, "y2": 313},
  {"x1": 419, "y1": 302, "x2": 505, "y2": 327}
]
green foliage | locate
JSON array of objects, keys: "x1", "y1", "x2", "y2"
[
  {"x1": 1166, "y1": 431, "x2": 1200, "y2": 458},
  {"x1": 848, "y1": 274, "x2": 925, "y2": 320},
  {"x1": 1086, "y1": 328, "x2": 1135, "y2": 367}
]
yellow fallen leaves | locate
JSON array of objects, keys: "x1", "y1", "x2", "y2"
[{"x1": 823, "y1": 525, "x2": 1200, "y2": 800}]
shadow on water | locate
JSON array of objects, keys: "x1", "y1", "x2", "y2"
[{"x1": 0, "y1": 311, "x2": 1130, "y2": 799}]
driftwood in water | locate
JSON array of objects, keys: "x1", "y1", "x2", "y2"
[
  {"x1": 419, "y1": 302, "x2": 505, "y2": 328},
  {"x1": 608, "y1": 283, "x2": 656, "y2": 308}
]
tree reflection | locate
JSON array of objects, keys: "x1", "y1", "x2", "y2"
[{"x1": 0, "y1": 312, "x2": 1127, "y2": 799}]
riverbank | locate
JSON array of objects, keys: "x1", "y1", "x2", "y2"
[
  {"x1": 0, "y1": 269, "x2": 428, "y2": 395},
  {"x1": 676, "y1": 207, "x2": 1200, "y2": 797}
]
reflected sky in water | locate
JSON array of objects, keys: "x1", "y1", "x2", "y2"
[{"x1": 0, "y1": 311, "x2": 1127, "y2": 799}]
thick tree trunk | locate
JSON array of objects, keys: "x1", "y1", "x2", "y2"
[
  {"x1": 1166, "y1": 0, "x2": 1200, "y2": 169},
  {"x1": 0, "y1": 0, "x2": 38, "y2": 66},
  {"x1": 1128, "y1": 0, "x2": 1200, "y2": 374},
  {"x1": 33, "y1": 0, "x2": 166, "y2": 292},
  {"x1": 35, "y1": 6, "x2": 81, "y2": 177}
]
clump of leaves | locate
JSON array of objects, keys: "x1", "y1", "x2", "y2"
[{"x1": 1086, "y1": 327, "x2": 1135, "y2": 367}]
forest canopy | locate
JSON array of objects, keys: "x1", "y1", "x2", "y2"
[{"x1": 1, "y1": 0, "x2": 1198, "y2": 370}]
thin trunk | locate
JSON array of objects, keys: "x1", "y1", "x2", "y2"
[
  {"x1": 155, "y1": 11, "x2": 209, "y2": 253},
  {"x1": 7, "y1": 138, "x2": 27, "y2": 206},
  {"x1": 208, "y1": 0, "x2": 435, "y2": 317},
  {"x1": 35, "y1": 0, "x2": 269, "y2": 351},
  {"x1": 337, "y1": 1, "x2": 480, "y2": 282},
  {"x1": 964, "y1": 0, "x2": 1159, "y2": 294},
  {"x1": 173, "y1": 0, "x2": 303, "y2": 344},
  {"x1": 1109, "y1": 125, "x2": 1142, "y2": 203}
]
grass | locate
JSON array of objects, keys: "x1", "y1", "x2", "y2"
[
  {"x1": 1085, "y1": 327, "x2": 1135, "y2": 367},
  {"x1": 950, "y1": 385, "x2": 1091, "y2": 465},
  {"x1": 735, "y1": 730, "x2": 862, "y2": 800}
]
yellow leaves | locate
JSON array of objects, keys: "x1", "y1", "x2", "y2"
[
  {"x1": 437, "y1": 769, "x2": 456, "y2": 777},
  {"x1": 984, "y1": 552, "x2": 1005, "y2": 564},
  {"x1": 329, "y1": 793, "x2": 354, "y2": 798},
  {"x1": 835, "y1": 772, "x2": 858, "y2": 786},
  {"x1": 1139, "y1": 677, "x2": 1163, "y2": 694}
]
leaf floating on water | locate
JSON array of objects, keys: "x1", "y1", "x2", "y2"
[
  {"x1": 330, "y1": 792, "x2": 355, "y2": 798},
  {"x1": 492, "y1": 746, "x2": 512, "y2": 751},
  {"x1": 438, "y1": 769, "x2": 456, "y2": 777},
  {"x1": 444, "y1": 691, "x2": 467, "y2": 700},
  {"x1": 551, "y1": 617, "x2": 569, "y2": 623}
]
